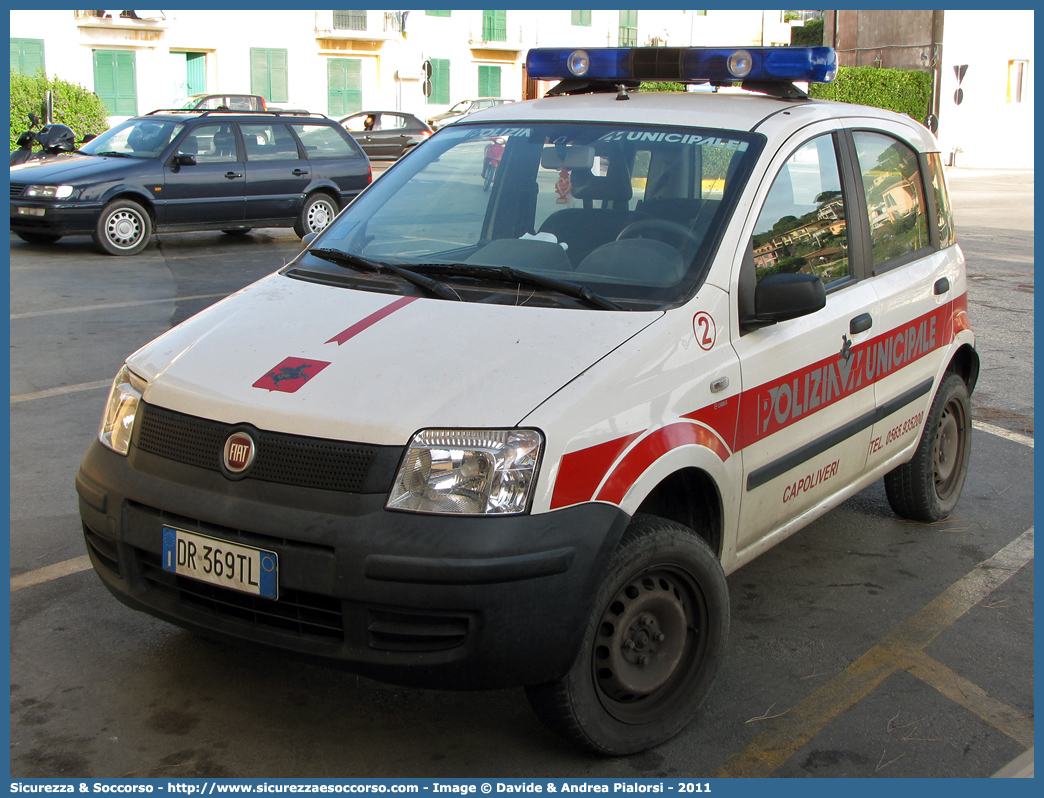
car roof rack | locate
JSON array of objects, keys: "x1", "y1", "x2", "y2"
[{"x1": 146, "y1": 108, "x2": 328, "y2": 119}]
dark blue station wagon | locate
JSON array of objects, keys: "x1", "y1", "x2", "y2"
[{"x1": 10, "y1": 109, "x2": 372, "y2": 255}]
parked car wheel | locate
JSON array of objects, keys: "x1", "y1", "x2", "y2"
[
  {"x1": 294, "y1": 193, "x2": 338, "y2": 238},
  {"x1": 525, "y1": 514, "x2": 729, "y2": 756},
  {"x1": 16, "y1": 232, "x2": 62, "y2": 245},
  {"x1": 884, "y1": 372, "x2": 972, "y2": 522},
  {"x1": 94, "y1": 199, "x2": 152, "y2": 256}
]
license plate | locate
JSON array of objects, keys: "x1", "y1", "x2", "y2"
[{"x1": 162, "y1": 526, "x2": 278, "y2": 600}]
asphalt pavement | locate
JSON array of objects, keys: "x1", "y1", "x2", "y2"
[{"x1": 6, "y1": 166, "x2": 1034, "y2": 780}]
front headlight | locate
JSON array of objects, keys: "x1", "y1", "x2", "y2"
[
  {"x1": 99, "y1": 365, "x2": 147, "y2": 455},
  {"x1": 24, "y1": 185, "x2": 74, "y2": 200},
  {"x1": 388, "y1": 429, "x2": 543, "y2": 515}
]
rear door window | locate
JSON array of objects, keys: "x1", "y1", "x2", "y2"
[
  {"x1": 239, "y1": 123, "x2": 300, "y2": 161},
  {"x1": 852, "y1": 131, "x2": 930, "y2": 268}
]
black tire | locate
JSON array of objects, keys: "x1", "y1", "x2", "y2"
[
  {"x1": 93, "y1": 198, "x2": 151, "y2": 256},
  {"x1": 15, "y1": 232, "x2": 62, "y2": 245},
  {"x1": 293, "y1": 193, "x2": 338, "y2": 238},
  {"x1": 221, "y1": 228, "x2": 253, "y2": 236},
  {"x1": 483, "y1": 166, "x2": 495, "y2": 192},
  {"x1": 525, "y1": 514, "x2": 729, "y2": 756},
  {"x1": 884, "y1": 372, "x2": 972, "y2": 522}
]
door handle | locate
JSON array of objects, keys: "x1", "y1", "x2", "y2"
[
  {"x1": 292, "y1": 168, "x2": 309, "y2": 176},
  {"x1": 850, "y1": 313, "x2": 873, "y2": 334},
  {"x1": 224, "y1": 172, "x2": 243, "y2": 180}
]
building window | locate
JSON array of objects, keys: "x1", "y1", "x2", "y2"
[
  {"x1": 93, "y1": 49, "x2": 137, "y2": 116},
  {"x1": 333, "y1": 11, "x2": 367, "y2": 31},
  {"x1": 426, "y1": 10, "x2": 451, "y2": 17},
  {"x1": 619, "y1": 11, "x2": 638, "y2": 47},
  {"x1": 483, "y1": 10, "x2": 507, "y2": 42},
  {"x1": 571, "y1": 11, "x2": 591, "y2": 27},
  {"x1": 328, "y1": 58, "x2": 362, "y2": 118},
  {"x1": 428, "y1": 58, "x2": 450, "y2": 105},
  {"x1": 10, "y1": 38, "x2": 45, "y2": 75},
  {"x1": 250, "y1": 48, "x2": 288, "y2": 104},
  {"x1": 1008, "y1": 59, "x2": 1029, "y2": 103},
  {"x1": 478, "y1": 65, "x2": 501, "y2": 97}
]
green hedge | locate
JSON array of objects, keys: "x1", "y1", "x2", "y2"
[
  {"x1": 10, "y1": 70, "x2": 111, "y2": 151},
  {"x1": 810, "y1": 66, "x2": 932, "y2": 122},
  {"x1": 791, "y1": 19, "x2": 824, "y2": 47}
]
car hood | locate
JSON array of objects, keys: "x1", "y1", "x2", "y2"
[
  {"x1": 9, "y1": 153, "x2": 147, "y2": 183},
  {"x1": 129, "y1": 273, "x2": 660, "y2": 446}
]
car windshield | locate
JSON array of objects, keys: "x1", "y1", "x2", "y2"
[
  {"x1": 79, "y1": 118, "x2": 184, "y2": 158},
  {"x1": 300, "y1": 120, "x2": 763, "y2": 310}
]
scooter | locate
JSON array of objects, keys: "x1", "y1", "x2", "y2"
[
  {"x1": 482, "y1": 137, "x2": 505, "y2": 191},
  {"x1": 10, "y1": 115, "x2": 80, "y2": 166},
  {"x1": 10, "y1": 112, "x2": 41, "y2": 166}
]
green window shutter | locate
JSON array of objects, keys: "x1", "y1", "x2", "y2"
[
  {"x1": 10, "y1": 38, "x2": 45, "y2": 75},
  {"x1": 571, "y1": 11, "x2": 591, "y2": 27},
  {"x1": 483, "y1": 10, "x2": 506, "y2": 42},
  {"x1": 619, "y1": 10, "x2": 638, "y2": 46},
  {"x1": 250, "y1": 48, "x2": 288, "y2": 103},
  {"x1": 478, "y1": 66, "x2": 501, "y2": 98},
  {"x1": 328, "y1": 58, "x2": 362, "y2": 117},
  {"x1": 429, "y1": 58, "x2": 450, "y2": 105},
  {"x1": 93, "y1": 50, "x2": 136, "y2": 116},
  {"x1": 185, "y1": 53, "x2": 206, "y2": 95},
  {"x1": 426, "y1": 10, "x2": 451, "y2": 17}
]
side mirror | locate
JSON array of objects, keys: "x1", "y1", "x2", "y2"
[
  {"x1": 742, "y1": 272, "x2": 826, "y2": 332},
  {"x1": 300, "y1": 231, "x2": 319, "y2": 250},
  {"x1": 80, "y1": 133, "x2": 96, "y2": 144},
  {"x1": 172, "y1": 154, "x2": 197, "y2": 167}
]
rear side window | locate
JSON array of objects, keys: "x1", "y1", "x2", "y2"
[
  {"x1": 291, "y1": 123, "x2": 363, "y2": 159},
  {"x1": 240, "y1": 123, "x2": 300, "y2": 161},
  {"x1": 852, "y1": 131, "x2": 929, "y2": 267},
  {"x1": 926, "y1": 152, "x2": 955, "y2": 248}
]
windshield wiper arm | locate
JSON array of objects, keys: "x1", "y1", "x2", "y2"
[
  {"x1": 307, "y1": 248, "x2": 460, "y2": 301},
  {"x1": 94, "y1": 151, "x2": 132, "y2": 158},
  {"x1": 412, "y1": 263, "x2": 624, "y2": 311}
]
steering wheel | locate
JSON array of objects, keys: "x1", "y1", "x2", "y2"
[{"x1": 616, "y1": 219, "x2": 701, "y2": 255}]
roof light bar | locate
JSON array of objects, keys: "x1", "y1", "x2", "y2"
[{"x1": 526, "y1": 46, "x2": 838, "y2": 85}]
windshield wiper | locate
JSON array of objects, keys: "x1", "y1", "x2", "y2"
[
  {"x1": 93, "y1": 151, "x2": 132, "y2": 158},
  {"x1": 307, "y1": 248, "x2": 460, "y2": 301},
  {"x1": 411, "y1": 263, "x2": 624, "y2": 311}
]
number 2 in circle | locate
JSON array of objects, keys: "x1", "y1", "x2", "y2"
[{"x1": 693, "y1": 311, "x2": 715, "y2": 350}]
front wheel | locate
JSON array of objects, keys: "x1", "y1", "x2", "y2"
[
  {"x1": 294, "y1": 193, "x2": 338, "y2": 238},
  {"x1": 93, "y1": 199, "x2": 152, "y2": 256},
  {"x1": 525, "y1": 514, "x2": 729, "y2": 756},
  {"x1": 884, "y1": 372, "x2": 972, "y2": 521}
]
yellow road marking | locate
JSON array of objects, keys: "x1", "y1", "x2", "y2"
[
  {"x1": 714, "y1": 527, "x2": 1034, "y2": 777},
  {"x1": 11, "y1": 555, "x2": 93, "y2": 592}
]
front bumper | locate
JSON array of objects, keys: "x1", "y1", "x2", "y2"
[
  {"x1": 76, "y1": 438, "x2": 629, "y2": 689},
  {"x1": 10, "y1": 200, "x2": 103, "y2": 236}
]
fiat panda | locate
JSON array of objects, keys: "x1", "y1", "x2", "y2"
[{"x1": 76, "y1": 47, "x2": 977, "y2": 755}]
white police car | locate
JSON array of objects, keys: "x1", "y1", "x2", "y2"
[{"x1": 77, "y1": 47, "x2": 977, "y2": 755}]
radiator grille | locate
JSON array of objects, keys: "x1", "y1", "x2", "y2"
[{"x1": 136, "y1": 402, "x2": 383, "y2": 492}]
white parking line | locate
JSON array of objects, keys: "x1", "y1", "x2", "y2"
[
  {"x1": 975, "y1": 421, "x2": 1034, "y2": 449},
  {"x1": 11, "y1": 379, "x2": 112, "y2": 404},
  {"x1": 11, "y1": 555, "x2": 93, "y2": 593},
  {"x1": 10, "y1": 292, "x2": 228, "y2": 320}
]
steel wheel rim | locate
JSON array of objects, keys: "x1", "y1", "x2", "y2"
[
  {"x1": 105, "y1": 209, "x2": 145, "y2": 249},
  {"x1": 592, "y1": 565, "x2": 708, "y2": 724},
  {"x1": 307, "y1": 200, "x2": 335, "y2": 233},
  {"x1": 934, "y1": 397, "x2": 967, "y2": 499}
]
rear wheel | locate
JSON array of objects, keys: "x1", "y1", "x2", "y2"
[
  {"x1": 525, "y1": 514, "x2": 729, "y2": 756},
  {"x1": 93, "y1": 199, "x2": 151, "y2": 256},
  {"x1": 884, "y1": 372, "x2": 972, "y2": 521},
  {"x1": 294, "y1": 193, "x2": 338, "y2": 238},
  {"x1": 16, "y1": 232, "x2": 62, "y2": 245}
]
